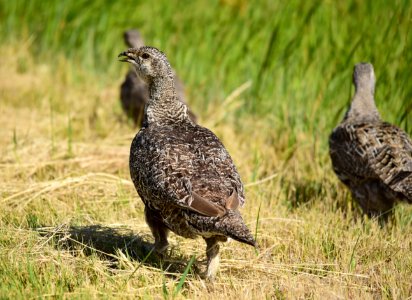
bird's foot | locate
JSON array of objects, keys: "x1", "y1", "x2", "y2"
[
  {"x1": 150, "y1": 241, "x2": 169, "y2": 259},
  {"x1": 205, "y1": 253, "x2": 220, "y2": 280}
]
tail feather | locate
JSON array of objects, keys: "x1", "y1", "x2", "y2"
[{"x1": 217, "y1": 210, "x2": 256, "y2": 247}]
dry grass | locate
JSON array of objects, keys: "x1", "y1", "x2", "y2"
[{"x1": 1, "y1": 43, "x2": 411, "y2": 299}]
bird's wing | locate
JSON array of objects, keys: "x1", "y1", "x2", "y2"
[
  {"x1": 190, "y1": 189, "x2": 240, "y2": 217},
  {"x1": 136, "y1": 125, "x2": 244, "y2": 217},
  {"x1": 367, "y1": 123, "x2": 412, "y2": 200},
  {"x1": 329, "y1": 123, "x2": 377, "y2": 184},
  {"x1": 330, "y1": 121, "x2": 412, "y2": 201}
]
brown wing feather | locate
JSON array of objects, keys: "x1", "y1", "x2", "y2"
[
  {"x1": 369, "y1": 123, "x2": 412, "y2": 201},
  {"x1": 190, "y1": 191, "x2": 226, "y2": 217},
  {"x1": 329, "y1": 121, "x2": 412, "y2": 204},
  {"x1": 225, "y1": 190, "x2": 240, "y2": 210}
]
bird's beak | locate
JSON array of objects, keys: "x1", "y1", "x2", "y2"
[{"x1": 118, "y1": 51, "x2": 133, "y2": 63}]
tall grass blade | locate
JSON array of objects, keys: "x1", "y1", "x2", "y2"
[{"x1": 173, "y1": 255, "x2": 196, "y2": 297}]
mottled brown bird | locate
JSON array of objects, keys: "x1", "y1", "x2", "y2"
[
  {"x1": 329, "y1": 63, "x2": 412, "y2": 218},
  {"x1": 118, "y1": 46, "x2": 255, "y2": 278},
  {"x1": 120, "y1": 30, "x2": 196, "y2": 126}
]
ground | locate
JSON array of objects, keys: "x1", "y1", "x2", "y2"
[{"x1": 0, "y1": 1, "x2": 411, "y2": 299}]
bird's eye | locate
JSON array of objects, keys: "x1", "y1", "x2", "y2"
[{"x1": 141, "y1": 53, "x2": 150, "y2": 59}]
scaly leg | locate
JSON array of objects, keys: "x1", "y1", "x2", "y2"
[
  {"x1": 144, "y1": 206, "x2": 169, "y2": 253},
  {"x1": 204, "y1": 237, "x2": 220, "y2": 279}
]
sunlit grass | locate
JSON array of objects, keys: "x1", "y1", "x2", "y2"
[{"x1": 0, "y1": 0, "x2": 411, "y2": 298}]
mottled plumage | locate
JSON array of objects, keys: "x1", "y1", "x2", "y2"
[
  {"x1": 120, "y1": 30, "x2": 196, "y2": 126},
  {"x1": 118, "y1": 46, "x2": 255, "y2": 278},
  {"x1": 329, "y1": 63, "x2": 412, "y2": 218}
]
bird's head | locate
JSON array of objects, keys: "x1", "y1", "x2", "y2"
[
  {"x1": 118, "y1": 46, "x2": 173, "y2": 84},
  {"x1": 123, "y1": 30, "x2": 144, "y2": 48},
  {"x1": 353, "y1": 62, "x2": 375, "y2": 95}
]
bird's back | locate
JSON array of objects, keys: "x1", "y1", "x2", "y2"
[
  {"x1": 130, "y1": 122, "x2": 244, "y2": 207},
  {"x1": 329, "y1": 63, "x2": 412, "y2": 216},
  {"x1": 330, "y1": 120, "x2": 412, "y2": 208},
  {"x1": 129, "y1": 121, "x2": 255, "y2": 244}
]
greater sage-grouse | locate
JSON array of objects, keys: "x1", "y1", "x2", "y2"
[
  {"x1": 118, "y1": 46, "x2": 256, "y2": 278},
  {"x1": 329, "y1": 63, "x2": 412, "y2": 218},
  {"x1": 120, "y1": 30, "x2": 196, "y2": 126}
]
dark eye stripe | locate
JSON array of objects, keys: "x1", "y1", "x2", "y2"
[{"x1": 141, "y1": 53, "x2": 150, "y2": 59}]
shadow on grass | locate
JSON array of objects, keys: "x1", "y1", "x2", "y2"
[{"x1": 36, "y1": 224, "x2": 198, "y2": 276}]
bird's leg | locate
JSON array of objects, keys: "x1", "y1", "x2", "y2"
[
  {"x1": 204, "y1": 237, "x2": 220, "y2": 279},
  {"x1": 353, "y1": 183, "x2": 394, "y2": 224},
  {"x1": 144, "y1": 206, "x2": 169, "y2": 253}
]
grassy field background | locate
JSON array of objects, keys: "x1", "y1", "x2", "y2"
[{"x1": 1, "y1": 0, "x2": 411, "y2": 298}]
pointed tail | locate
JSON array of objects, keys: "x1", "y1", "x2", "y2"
[{"x1": 217, "y1": 210, "x2": 256, "y2": 247}]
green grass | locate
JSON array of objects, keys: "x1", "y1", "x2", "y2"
[{"x1": 0, "y1": 0, "x2": 411, "y2": 298}]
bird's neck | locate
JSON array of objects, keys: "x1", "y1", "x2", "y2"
[
  {"x1": 344, "y1": 87, "x2": 380, "y2": 122},
  {"x1": 145, "y1": 75, "x2": 190, "y2": 125}
]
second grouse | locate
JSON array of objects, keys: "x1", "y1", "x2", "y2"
[{"x1": 329, "y1": 63, "x2": 412, "y2": 219}]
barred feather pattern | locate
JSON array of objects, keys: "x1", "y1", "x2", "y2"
[
  {"x1": 330, "y1": 121, "x2": 412, "y2": 215},
  {"x1": 130, "y1": 121, "x2": 255, "y2": 245},
  {"x1": 121, "y1": 46, "x2": 255, "y2": 248},
  {"x1": 329, "y1": 63, "x2": 412, "y2": 217}
]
